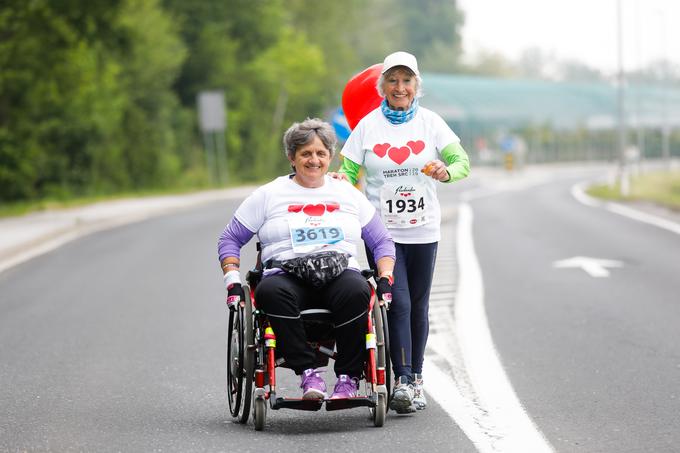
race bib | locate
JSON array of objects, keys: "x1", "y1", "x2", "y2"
[
  {"x1": 288, "y1": 216, "x2": 345, "y2": 253},
  {"x1": 379, "y1": 183, "x2": 432, "y2": 228}
]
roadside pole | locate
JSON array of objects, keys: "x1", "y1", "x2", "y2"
[{"x1": 616, "y1": 0, "x2": 630, "y2": 196}]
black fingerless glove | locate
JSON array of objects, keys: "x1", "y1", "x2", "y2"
[
  {"x1": 376, "y1": 276, "x2": 393, "y2": 305},
  {"x1": 226, "y1": 283, "x2": 245, "y2": 310}
]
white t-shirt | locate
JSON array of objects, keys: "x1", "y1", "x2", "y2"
[
  {"x1": 341, "y1": 106, "x2": 459, "y2": 243},
  {"x1": 234, "y1": 175, "x2": 376, "y2": 270}
]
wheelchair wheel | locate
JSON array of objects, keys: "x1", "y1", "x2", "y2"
[
  {"x1": 374, "y1": 302, "x2": 392, "y2": 404},
  {"x1": 370, "y1": 300, "x2": 390, "y2": 426},
  {"x1": 253, "y1": 394, "x2": 267, "y2": 431},
  {"x1": 238, "y1": 286, "x2": 255, "y2": 424},
  {"x1": 226, "y1": 307, "x2": 244, "y2": 418},
  {"x1": 373, "y1": 393, "x2": 387, "y2": 427}
]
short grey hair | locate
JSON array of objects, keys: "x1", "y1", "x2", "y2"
[
  {"x1": 376, "y1": 66, "x2": 423, "y2": 99},
  {"x1": 282, "y1": 118, "x2": 337, "y2": 159}
]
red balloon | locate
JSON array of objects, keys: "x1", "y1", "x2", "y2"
[{"x1": 342, "y1": 63, "x2": 383, "y2": 130}]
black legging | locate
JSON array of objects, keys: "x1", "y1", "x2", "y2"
[
  {"x1": 367, "y1": 242, "x2": 438, "y2": 378},
  {"x1": 254, "y1": 269, "x2": 370, "y2": 378}
]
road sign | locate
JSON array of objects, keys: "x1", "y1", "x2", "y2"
[{"x1": 198, "y1": 91, "x2": 226, "y2": 132}]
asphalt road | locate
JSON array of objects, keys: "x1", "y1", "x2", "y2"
[
  {"x1": 470, "y1": 171, "x2": 680, "y2": 452},
  {"x1": 2, "y1": 164, "x2": 679, "y2": 452}
]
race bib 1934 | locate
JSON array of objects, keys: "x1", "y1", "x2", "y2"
[{"x1": 379, "y1": 183, "x2": 432, "y2": 228}]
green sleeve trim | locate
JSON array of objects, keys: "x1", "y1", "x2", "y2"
[
  {"x1": 338, "y1": 156, "x2": 361, "y2": 185},
  {"x1": 441, "y1": 142, "x2": 470, "y2": 183}
]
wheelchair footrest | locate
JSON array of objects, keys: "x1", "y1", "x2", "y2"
[
  {"x1": 272, "y1": 397, "x2": 324, "y2": 411},
  {"x1": 325, "y1": 396, "x2": 375, "y2": 411}
]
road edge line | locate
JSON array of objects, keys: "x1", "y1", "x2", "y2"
[
  {"x1": 454, "y1": 202, "x2": 554, "y2": 452},
  {"x1": 572, "y1": 182, "x2": 680, "y2": 235}
]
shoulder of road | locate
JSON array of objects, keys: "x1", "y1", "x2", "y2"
[{"x1": 0, "y1": 186, "x2": 256, "y2": 274}]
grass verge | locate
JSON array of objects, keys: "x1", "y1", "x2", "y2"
[
  {"x1": 0, "y1": 181, "x2": 257, "y2": 219},
  {"x1": 587, "y1": 170, "x2": 680, "y2": 211}
]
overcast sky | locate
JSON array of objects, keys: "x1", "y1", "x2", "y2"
[{"x1": 458, "y1": 0, "x2": 679, "y2": 74}]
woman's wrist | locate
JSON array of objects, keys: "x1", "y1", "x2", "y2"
[
  {"x1": 223, "y1": 270, "x2": 242, "y2": 289},
  {"x1": 378, "y1": 271, "x2": 394, "y2": 285},
  {"x1": 221, "y1": 261, "x2": 240, "y2": 271}
]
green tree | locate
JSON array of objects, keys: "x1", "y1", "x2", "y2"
[
  {"x1": 113, "y1": 0, "x2": 187, "y2": 189},
  {"x1": 0, "y1": 2, "x2": 127, "y2": 200},
  {"x1": 398, "y1": 0, "x2": 464, "y2": 73},
  {"x1": 1, "y1": 0, "x2": 471, "y2": 203},
  {"x1": 244, "y1": 27, "x2": 327, "y2": 177},
  {"x1": 0, "y1": 0, "x2": 188, "y2": 202},
  {"x1": 164, "y1": 0, "x2": 337, "y2": 182}
]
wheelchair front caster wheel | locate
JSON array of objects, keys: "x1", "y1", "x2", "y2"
[
  {"x1": 253, "y1": 396, "x2": 267, "y2": 431},
  {"x1": 372, "y1": 393, "x2": 386, "y2": 427}
]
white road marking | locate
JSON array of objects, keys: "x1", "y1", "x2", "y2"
[
  {"x1": 426, "y1": 202, "x2": 553, "y2": 453},
  {"x1": 424, "y1": 171, "x2": 676, "y2": 451},
  {"x1": 553, "y1": 256, "x2": 624, "y2": 278},
  {"x1": 572, "y1": 182, "x2": 680, "y2": 235}
]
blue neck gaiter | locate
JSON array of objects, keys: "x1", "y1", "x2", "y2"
[{"x1": 381, "y1": 98, "x2": 419, "y2": 125}]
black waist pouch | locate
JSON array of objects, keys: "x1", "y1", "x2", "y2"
[{"x1": 272, "y1": 251, "x2": 349, "y2": 288}]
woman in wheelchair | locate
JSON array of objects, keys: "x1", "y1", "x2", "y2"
[{"x1": 218, "y1": 118, "x2": 395, "y2": 401}]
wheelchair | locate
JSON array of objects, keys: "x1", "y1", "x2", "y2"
[{"x1": 225, "y1": 248, "x2": 392, "y2": 431}]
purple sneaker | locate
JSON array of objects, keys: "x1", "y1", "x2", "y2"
[
  {"x1": 330, "y1": 375, "x2": 359, "y2": 399},
  {"x1": 300, "y1": 368, "x2": 326, "y2": 399}
]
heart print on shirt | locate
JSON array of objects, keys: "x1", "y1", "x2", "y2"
[{"x1": 372, "y1": 140, "x2": 425, "y2": 165}]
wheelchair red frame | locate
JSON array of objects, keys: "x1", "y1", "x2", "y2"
[{"x1": 226, "y1": 258, "x2": 391, "y2": 430}]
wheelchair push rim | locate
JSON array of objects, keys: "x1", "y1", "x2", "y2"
[
  {"x1": 226, "y1": 306, "x2": 245, "y2": 418},
  {"x1": 367, "y1": 295, "x2": 390, "y2": 426},
  {"x1": 238, "y1": 286, "x2": 255, "y2": 424}
]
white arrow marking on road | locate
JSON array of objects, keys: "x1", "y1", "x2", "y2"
[{"x1": 553, "y1": 256, "x2": 624, "y2": 277}]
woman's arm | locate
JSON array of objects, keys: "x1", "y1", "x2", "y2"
[
  {"x1": 218, "y1": 217, "x2": 256, "y2": 307},
  {"x1": 441, "y1": 142, "x2": 470, "y2": 183},
  {"x1": 375, "y1": 256, "x2": 395, "y2": 281},
  {"x1": 217, "y1": 217, "x2": 256, "y2": 274},
  {"x1": 361, "y1": 212, "x2": 396, "y2": 278},
  {"x1": 337, "y1": 156, "x2": 362, "y2": 185}
]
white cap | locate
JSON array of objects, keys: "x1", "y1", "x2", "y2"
[{"x1": 381, "y1": 51, "x2": 419, "y2": 76}]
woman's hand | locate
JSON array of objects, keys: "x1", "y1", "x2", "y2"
[
  {"x1": 376, "y1": 276, "x2": 393, "y2": 306},
  {"x1": 226, "y1": 283, "x2": 245, "y2": 310},
  {"x1": 327, "y1": 171, "x2": 349, "y2": 182},
  {"x1": 223, "y1": 269, "x2": 243, "y2": 310},
  {"x1": 421, "y1": 160, "x2": 450, "y2": 182}
]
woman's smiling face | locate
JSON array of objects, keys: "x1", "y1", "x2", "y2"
[
  {"x1": 289, "y1": 135, "x2": 331, "y2": 187},
  {"x1": 382, "y1": 67, "x2": 416, "y2": 111}
]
